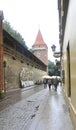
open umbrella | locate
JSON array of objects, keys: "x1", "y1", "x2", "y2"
[
  {"x1": 42, "y1": 75, "x2": 52, "y2": 79},
  {"x1": 51, "y1": 76, "x2": 61, "y2": 79}
]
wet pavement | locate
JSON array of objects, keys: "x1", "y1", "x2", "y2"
[
  {"x1": 0, "y1": 87, "x2": 48, "y2": 130},
  {"x1": 29, "y1": 86, "x2": 74, "y2": 130},
  {"x1": 0, "y1": 85, "x2": 44, "y2": 111},
  {"x1": 0, "y1": 85, "x2": 74, "y2": 130}
]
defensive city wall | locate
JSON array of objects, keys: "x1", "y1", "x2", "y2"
[{"x1": 0, "y1": 11, "x2": 47, "y2": 92}]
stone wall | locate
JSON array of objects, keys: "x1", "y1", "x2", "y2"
[{"x1": 4, "y1": 54, "x2": 46, "y2": 91}]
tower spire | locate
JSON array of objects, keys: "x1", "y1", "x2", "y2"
[
  {"x1": 32, "y1": 29, "x2": 48, "y2": 66},
  {"x1": 34, "y1": 29, "x2": 45, "y2": 45}
]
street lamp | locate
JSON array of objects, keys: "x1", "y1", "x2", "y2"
[
  {"x1": 51, "y1": 44, "x2": 61, "y2": 58},
  {"x1": 51, "y1": 44, "x2": 61, "y2": 76},
  {"x1": 51, "y1": 44, "x2": 56, "y2": 53}
]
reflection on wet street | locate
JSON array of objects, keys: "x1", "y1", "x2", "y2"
[
  {"x1": 0, "y1": 85, "x2": 44, "y2": 110},
  {"x1": 21, "y1": 85, "x2": 44, "y2": 99},
  {"x1": 0, "y1": 86, "x2": 48, "y2": 130},
  {"x1": 29, "y1": 86, "x2": 74, "y2": 130},
  {"x1": 0, "y1": 85, "x2": 74, "y2": 130}
]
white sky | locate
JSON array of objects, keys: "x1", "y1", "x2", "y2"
[{"x1": 0, "y1": 0, "x2": 59, "y2": 62}]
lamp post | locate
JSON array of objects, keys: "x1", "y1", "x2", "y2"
[
  {"x1": 51, "y1": 44, "x2": 57, "y2": 63},
  {"x1": 51, "y1": 44, "x2": 61, "y2": 76}
]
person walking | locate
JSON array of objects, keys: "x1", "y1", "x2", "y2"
[
  {"x1": 54, "y1": 77, "x2": 59, "y2": 91},
  {"x1": 43, "y1": 78, "x2": 47, "y2": 88},
  {"x1": 47, "y1": 79, "x2": 52, "y2": 90}
]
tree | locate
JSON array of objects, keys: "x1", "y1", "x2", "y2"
[
  {"x1": 3, "y1": 20, "x2": 28, "y2": 49},
  {"x1": 48, "y1": 60, "x2": 56, "y2": 76},
  {"x1": 48, "y1": 60, "x2": 60, "y2": 76},
  {"x1": 55, "y1": 60, "x2": 61, "y2": 76}
]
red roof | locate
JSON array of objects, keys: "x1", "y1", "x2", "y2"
[{"x1": 34, "y1": 30, "x2": 45, "y2": 45}]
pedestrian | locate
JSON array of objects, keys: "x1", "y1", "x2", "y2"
[
  {"x1": 51, "y1": 78, "x2": 54, "y2": 89},
  {"x1": 47, "y1": 79, "x2": 52, "y2": 89},
  {"x1": 54, "y1": 77, "x2": 59, "y2": 91},
  {"x1": 43, "y1": 78, "x2": 47, "y2": 88}
]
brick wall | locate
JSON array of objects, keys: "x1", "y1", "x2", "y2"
[{"x1": 32, "y1": 44, "x2": 48, "y2": 66}]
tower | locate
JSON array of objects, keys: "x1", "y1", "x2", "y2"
[{"x1": 32, "y1": 30, "x2": 48, "y2": 66}]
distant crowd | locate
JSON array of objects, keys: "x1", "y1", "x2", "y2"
[{"x1": 43, "y1": 77, "x2": 59, "y2": 91}]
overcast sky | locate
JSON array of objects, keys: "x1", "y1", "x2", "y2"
[{"x1": 0, "y1": 0, "x2": 59, "y2": 62}]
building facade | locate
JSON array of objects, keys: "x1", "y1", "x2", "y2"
[
  {"x1": 58, "y1": 0, "x2": 76, "y2": 129},
  {"x1": 0, "y1": 11, "x2": 4, "y2": 90}
]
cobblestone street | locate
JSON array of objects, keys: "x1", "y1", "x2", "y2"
[
  {"x1": 0, "y1": 85, "x2": 74, "y2": 130},
  {"x1": 0, "y1": 88, "x2": 48, "y2": 130}
]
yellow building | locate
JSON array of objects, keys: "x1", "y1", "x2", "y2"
[{"x1": 58, "y1": 0, "x2": 76, "y2": 129}]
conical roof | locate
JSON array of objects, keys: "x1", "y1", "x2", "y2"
[{"x1": 34, "y1": 30, "x2": 45, "y2": 45}]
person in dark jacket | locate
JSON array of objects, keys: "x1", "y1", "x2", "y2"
[
  {"x1": 54, "y1": 77, "x2": 59, "y2": 91},
  {"x1": 47, "y1": 79, "x2": 52, "y2": 89}
]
